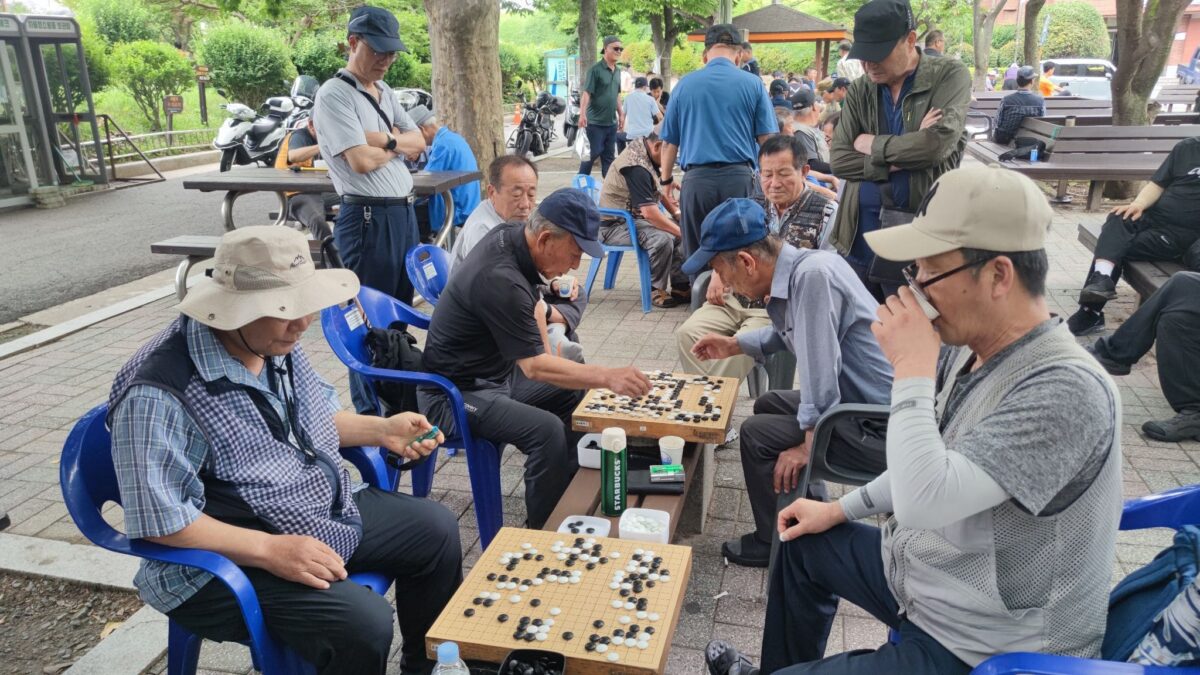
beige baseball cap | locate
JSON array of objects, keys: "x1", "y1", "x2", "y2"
[
  {"x1": 178, "y1": 226, "x2": 359, "y2": 330},
  {"x1": 865, "y1": 165, "x2": 1053, "y2": 261}
]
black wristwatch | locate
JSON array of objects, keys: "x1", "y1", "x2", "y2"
[
  {"x1": 385, "y1": 136, "x2": 398, "y2": 152},
  {"x1": 659, "y1": 175, "x2": 674, "y2": 186}
]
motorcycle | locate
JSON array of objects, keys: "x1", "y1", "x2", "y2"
[
  {"x1": 214, "y1": 75, "x2": 318, "y2": 172},
  {"x1": 562, "y1": 89, "x2": 581, "y2": 147},
  {"x1": 509, "y1": 91, "x2": 565, "y2": 158},
  {"x1": 393, "y1": 87, "x2": 433, "y2": 113}
]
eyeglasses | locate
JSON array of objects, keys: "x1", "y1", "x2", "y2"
[
  {"x1": 610, "y1": 46, "x2": 624, "y2": 52},
  {"x1": 901, "y1": 255, "x2": 998, "y2": 293}
]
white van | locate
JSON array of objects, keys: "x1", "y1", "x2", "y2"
[{"x1": 1042, "y1": 58, "x2": 1116, "y2": 99}]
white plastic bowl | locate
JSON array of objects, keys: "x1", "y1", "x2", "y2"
[
  {"x1": 577, "y1": 432, "x2": 604, "y2": 469},
  {"x1": 556, "y1": 515, "x2": 612, "y2": 538},
  {"x1": 618, "y1": 508, "x2": 670, "y2": 544}
]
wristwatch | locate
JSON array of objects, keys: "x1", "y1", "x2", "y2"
[
  {"x1": 659, "y1": 175, "x2": 674, "y2": 186},
  {"x1": 385, "y1": 136, "x2": 398, "y2": 152}
]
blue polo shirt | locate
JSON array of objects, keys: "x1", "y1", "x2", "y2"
[
  {"x1": 850, "y1": 70, "x2": 916, "y2": 266},
  {"x1": 660, "y1": 57, "x2": 777, "y2": 169},
  {"x1": 426, "y1": 126, "x2": 481, "y2": 231}
]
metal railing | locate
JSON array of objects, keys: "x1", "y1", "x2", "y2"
[{"x1": 63, "y1": 120, "x2": 214, "y2": 170}]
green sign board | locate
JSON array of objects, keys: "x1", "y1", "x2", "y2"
[{"x1": 22, "y1": 17, "x2": 78, "y2": 38}]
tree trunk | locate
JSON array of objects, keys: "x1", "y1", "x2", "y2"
[
  {"x1": 649, "y1": 5, "x2": 679, "y2": 91},
  {"x1": 1022, "y1": 0, "x2": 1045, "y2": 68},
  {"x1": 972, "y1": 0, "x2": 1009, "y2": 92},
  {"x1": 424, "y1": 0, "x2": 504, "y2": 175},
  {"x1": 578, "y1": 0, "x2": 598, "y2": 76},
  {"x1": 1105, "y1": 0, "x2": 1190, "y2": 197}
]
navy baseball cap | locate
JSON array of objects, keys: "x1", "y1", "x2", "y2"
[
  {"x1": 705, "y1": 24, "x2": 740, "y2": 48},
  {"x1": 537, "y1": 188, "x2": 604, "y2": 258},
  {"x1": 849, "y1": 0, "x2": 915, "y2": 63},
  {"x1": 682, "y1": 199, "x2": 770, "y2": 276},
  {"x1": 347, "y1": 6, "x2": 407, "y2": 54}
]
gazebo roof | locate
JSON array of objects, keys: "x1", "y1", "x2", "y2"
[{"x1": 687, "y1": 4, "x2": 847, "y2": 43}]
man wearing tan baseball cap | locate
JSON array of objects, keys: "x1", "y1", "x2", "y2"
[
  {"x1": 706, "y1": 166, "x2": 1124, "y2": 675},
  {"x1": 108, "y1": 226, "x2": 462, "y2": 675}
]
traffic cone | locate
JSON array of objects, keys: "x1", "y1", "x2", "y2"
[{"x1": 513, "y1": 104, "x2": 521, "y2": 125}]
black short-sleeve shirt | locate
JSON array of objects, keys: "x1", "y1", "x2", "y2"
[
  {"x1": 1148, "y1": 137, "x2": 1200, "y2": 232},
  {"x1": 422, "y1": 223, "x2": 545, "y2": 388},
  {"x1": 620, "y1": 165, "x2": 660, "y2": 211}
]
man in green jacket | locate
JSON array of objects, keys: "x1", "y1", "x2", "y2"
[{"x1": 829, "y1": 0, "x2": 972, "y2": 301}]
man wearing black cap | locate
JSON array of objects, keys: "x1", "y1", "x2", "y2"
[
  {"x1": 992, "y1": 66, "x2": 1045, "y2": 145},
  {"x1": 579, "y1": 36, "x2": 626, "y2": 178},
  {"x1": 420, "y1": 189, "x2": 652, "y2": 528},
  {"x1": 314, "y1": 6, "x2": 427, "y2": 413},
  {"x1": 828, "y1": 0, "x2": 971, "y2": 301},
  {"x1": 741, "y1": 41, "x2": 762, "y2": 77},
  {"x1": 659, "y1": 23, "x2": 778, "y2": 268}
]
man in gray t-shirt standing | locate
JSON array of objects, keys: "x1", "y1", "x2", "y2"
[{"x1": 313, "y1": 5, "x2": 425, "y2": 413}]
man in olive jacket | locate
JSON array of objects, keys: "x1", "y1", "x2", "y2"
[{"x1": 829, "y1": 0, "x2": 971, "y2": 300}]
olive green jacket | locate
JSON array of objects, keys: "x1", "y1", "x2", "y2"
[{"x1": 828, "y1": 51, "x2": 972, "y2": 255}]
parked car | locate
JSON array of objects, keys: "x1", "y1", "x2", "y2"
[
  {"x1": 1178, "y1": 47, "x2": 1200, "y2": 85},
  {"x1": 1042, "y1": 58, "x2": 1116, "y2": 99}
]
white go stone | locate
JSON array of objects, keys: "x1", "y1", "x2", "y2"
[
  {"x1": 569, "y1": 577, "x2": 581, "y2": 584},
  {"x1": 551, "y1": 544, "x2": 561, "y2": 553},
  {"x1": 490, "y1": 593, "x2": 502, "y2": 601},
  {"x1": 595, "y1": 644, "x2": 608, "y2": 654},
  {"x1": 608, "y1": 582, "x2": 620, "y2": 590},
  {"x1": 506, "y1": 582, "x2": 518, "y2": 590},
  {"x1": 624, "y1": 637, "x2": 637, "y2": 647},
  {"x1": 495, "y1": 582, "x2": 506, "y2": 590},
  {"x1": 509, "y1": 595, "x2": 521, "y2": 603},
  {"x1": 611, "y1": 600, "x2": 623, "y2": 609},
  {"x1": 548, "y1": 575, "x2": 558, "y2": 582},
  {"x1": 538, "y1": 625, "x2": 550, "y2": 634},
  {"x1": 556, "y1": 553, "x2": 568, "y2": 561},
  {"x1": 624, "y1": 602, "x2": 635, "y2": 610},
  {"x1": 526, "y1": 625, "x2": 539, "y2": 634},
  {"x1": 607, "y1": 652, "x2": 620, "y2": 662},
  {"x1": 549, "y1": 607, "x2": 562, "y2": 616},
  {"x1": 518, "y1": 585, "x2": 529, "y2": 592},
  {"x1": 661, "y1": 575, "x2": 671, "y2": 583},
  {"x1": 637, "y1": 641, "x2": 649, "y2": 650},
  {"x1": 638, "y1": 566, "x2": 650, "y2": 574},
  {"x1": 610, "y1": 551, "x2": 621, "y2": 558},
  {"x1": 589, "y1": 556, "x2": 600, "y2": 563},
  {"x1": 644, "y1": 550, "x2": 655, "y2": 558},
  {"x1": 536, "y1": 633, "x2": 547, "y2": 642},
  {"x1": 531, "y1": 578, "x2": 544, "y2": 586},
  {"x1": 570, "y1": 547, "x2": 581, "y2": 555},
  {"x1": 521, "y1": 543, "x2": 532, "y2": 549},
  {"x1": 618, "y1": 615, "x2": 631, "y2": 624},
  {"x1": 636, "y1": 611, "x2": 648, "y2": 619},
  {"x1": 649, "y1": 612, "x2": 661, "y2": 622},
  {"x1": 545, "y1": 619, "x2": 556, "y2": 626},
  {"x1": 478, "y1": 591, "x2": 490, "y2": 598},
  {"x1": 558, "y1": 576, "x2": 569, "y2": 584},
  {"x1": 585, "y1": 538, "x2": 596, "y2": 545},
  {"x1": 648, "y1": 573, "x2": 660, "y2": 581},
  {"x1": 620, "y1": 583, "x2": 632, "y2": 590},
  {"x1": 634, "y1": 548, "x2": 645, "y2": 555},
  {"x1": 555, "y1": 541, "x2": 565, "y2": 548}
]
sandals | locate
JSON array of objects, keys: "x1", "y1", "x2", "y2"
[
  {"x1": 652, "y1": 290, "x2": 686, "y2": 309},
  {"x1": 705, "y1": 640, "x2": 759, "y2": 675}
]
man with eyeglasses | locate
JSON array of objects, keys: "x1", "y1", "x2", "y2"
[
  {"x1": 314, "y1": 6, "x2": 426, "y2": 414},
  {"x1": 578, "y1": 36, "x2": 625, "y2": 178},
  {"x1": 704, "y1": 166, "x2": 1122, "y2": 675}
]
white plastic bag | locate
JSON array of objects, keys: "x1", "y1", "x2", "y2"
[{"x1": 574, "y1": 131, "x2": 591, "y2": 162}]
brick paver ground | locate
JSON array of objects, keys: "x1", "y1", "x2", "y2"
[{"x1": 1, "y1": 198, "x2": 1193, "y2": 674}]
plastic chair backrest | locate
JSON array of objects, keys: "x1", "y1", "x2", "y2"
[
  {"x1": 60, "y1": 405, "x2": 129, "y2": 554},
  {"x1": 353, "y1": 285, "x2": 431, "y2": 331},
  {"x1": 572, "y1": 174, "x2": 601, "y2": 205},
  {"x1": 1121, "y1": 483, "x2": 1200, "y2": 531},
  {"x1": 405, "y1": 244, "x2": 450, "y2": 306}
]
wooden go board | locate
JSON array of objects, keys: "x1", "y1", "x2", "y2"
[
  {"x1": 426, "y1": 527, "x2": 693, "y2": 674},
  {"x1": 571, "y1": 371, "x2": 738, "y2": 444}
]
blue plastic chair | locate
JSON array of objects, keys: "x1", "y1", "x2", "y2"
[
  {"x1": 969, "y1": 483, "x2": 1200, "y2": 674},
  {"x1": 572, "y1": 174, "x2": 654, "y2": 314},
  {"x1": 60, "y1": 404, "x2": 395, "y2": 675},
  {"x1": 321, "y1": 286, "x2": 505, "y2": 548},
  {"x1": 405, "y1": 244, "x2": 451, "y2": 307}
]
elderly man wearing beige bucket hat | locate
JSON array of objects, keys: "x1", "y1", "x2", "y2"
[
  {"x1": 107, "y1": 226, "x2": 462, "y2": 675},
  {"x1": 706, "y1": 166, "x2": 1122, "y2": 675}
]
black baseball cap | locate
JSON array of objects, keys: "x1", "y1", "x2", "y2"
[
  {"x1": 831, "y1": 77, "x2": 851, "y2": 90},
  {"x1": 603, "y1": 36, "x2": 622, "y2": 48},
  {"x1": 790, "y1": 87, "x2": 816, "y2": 112},
  {"x1": 848, "y1": 0, "x2": 915, "y2": 63},
  {"x1": 537, "y1": 188, "x2": 604, "y2": 258},
  {"x1": 705, "y1": 24, "x2": 740, "y2": 48},
  {"x1": 347, "y1": 6, "x2": 407, "y2": 54},
  {"x1": 634, "y1": 76, "x2": 648, "y2": 89}
]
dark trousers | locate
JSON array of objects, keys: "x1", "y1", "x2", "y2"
[
  {"x1": 1095, "y1": 271, "x2": 1200, "y2": 412},
  {"x1": 336, "y1": 200, "x2": 419, "y2": 413},
  {"x1": 419, "y1": 372, "x2": 583, "y2": 529},
  {"x1": 579, "y1": 124, "x2": 618, "y2": 177},
  {"x1": 1084, "y1": 212, "x2": 1200, "y2": 311},
  {"x1": 762, "y1": 523, "x2": 971, "y2": 675},
  {"x1": 287, "y1": 193, "x2": 338, "y2": 240},
  {"x1": 740, "y1": 391, "x2": 887, "y2": 545},
  {"x1": 679, "y1": 164, "x2": 756, "y2": 269},
  {"x1": 168, "y1": 488, "x2": 462, "y2": 675}
]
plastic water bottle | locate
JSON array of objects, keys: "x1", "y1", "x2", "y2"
[
  {"x1": 431, "y1": 642, "x2": 469, "y2": 675},
  {"x1": 1029, "y1": 147, "x2": 1039, "y2": 163},
  {"x1": 601, "y1": 427, "x2": 628, "y2": 516}
]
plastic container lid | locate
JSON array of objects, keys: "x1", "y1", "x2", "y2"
[
  {"x1": 437, "y1": 641, "x2": 460, "y2": 664},
  {"x1": 601, "y1": 427, "x2": 627, "y2": 452}
]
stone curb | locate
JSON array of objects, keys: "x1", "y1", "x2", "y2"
[
  {"x1": 0, "y1": 533, "x2": 139, "y2": 591},
  {"x1": 63, "y1": 605, "x2": 166, "y2": 675}
]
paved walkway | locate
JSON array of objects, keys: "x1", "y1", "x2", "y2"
[{"x1": 0, "y1": 199, "x2": 1192, "y2": 674}]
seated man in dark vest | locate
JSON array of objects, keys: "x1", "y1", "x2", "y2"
[{"x1": 109, "y1": 226, "x2": 462, "y2": 675}]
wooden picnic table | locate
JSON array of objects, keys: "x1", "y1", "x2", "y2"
[
  {"x1": 181, "y1": 167, "x2": 482, "y2": 245},
  {"x1": 152, "y1": 234, "x2": 337, "y2": 301}
]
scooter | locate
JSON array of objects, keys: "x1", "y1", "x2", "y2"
[
  {"x1": 213, "y1": 75, "x2": 318, "y2": 172},
  {"x1": 562, "y1": 89, "x2": 581, "y2": 147}
]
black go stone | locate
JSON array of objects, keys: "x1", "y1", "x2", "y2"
[
  {"x1": 483, "y1": 599, "x2": 495, "y2": 607},
  {"x1": 585, "y1": 643, "x2": 596, "y2": 652},
  {"x1": 498, "y1": 614, "x2": 509, "y2": 622},
  {"x1": 532, "y1": 618, "x2": 543, "y2": 626},
  {"x1": 647, "y1": 580, "x2": 656, "y2": 588},
  {"x1": 531, "y1": 599, "x2": 542, "y2": 607},
  {"x1": 646, "y1": 626, "x2": 656, "y2": 634},
  {"x1": 629, "y1": 624, "x2": 640, "y2": 632},
  {"x1": 487, "y1": 573, "x2": 498, "y2": 581},
  {"x1": 619, "y1": 589, "x2": 630, "y2": 597},
  {"x1": 613, "y1": 629, "x2": 624, "y2": 638},
  {"x1": 524, "y1": 634, "x2": 535, "y2": 642},
  {"x1": 593, "y1": 619, "x2": 605, "y2": 628},
  {"x1": 464, "y1": 608, "x2": 475, "y2": 617},
  {"x1": 499, "y1": 575, "x2": 509, "y2": 582},
  {"x1": 599, "y1": 557, "x2": 609, "y2": 564},
  {"x1": 535, "y1": 554, "x2": 544, "y2": 561},
  {"x1": 523, "y1": 552, "x2": 533, "y2": 560},
  {"x1": 563, "y1": 632, "x2": 574, "y2": 640},
  {"x1": 472, "y1": 597, "x2": 483, "y2": 605},
  {"x1": 599, "y1": 637, "x2": 611, "y2": 644},
  {"x1": 586, "y1": 527, "x2": 595, "y2": 534},
  {"x1": 586, "y1": 562, "x2": 596, "y2": 570}
]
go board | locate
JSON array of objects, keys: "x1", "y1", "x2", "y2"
[
  {"x1": 571, "y1": 371, "x2": 739, "y2": 444},
  {"x1": 426, "y1": 526, "x2": 693, "y2": 674}
]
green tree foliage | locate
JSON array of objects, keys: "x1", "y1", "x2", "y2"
[
  {"x1": 77, "y1": 16, "x2": 111, "y2": 91},
  {"x1": 77, "y1": 0, "x2": 166, "y2": 46},
  {"x1": 756, "y1": 44, "x2": 818, "y2": 76},
  {"x1": 1041, "y1": 1, "x2": 1110, "y2": 60},
  {"x1": 671, "y1": 42, "x2": 703, "y2": 76},
  {"x1": 499, "y1": 43, "x2": 545, "y2": 101},
  {"x1": 108, "y1": 40, "x2": 192, "y2": 130},
  {"x1": 291, "y1": 30, "x2": 344, "y2": 83},
  {"x1": 199, "y1": 22, "x2": 297, "y2": 105}
]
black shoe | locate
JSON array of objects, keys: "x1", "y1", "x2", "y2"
[
  {"x1": 721, "y1": 533, "x2": 770, "y2": 568},
  {"x1": 1143, "y1": 410, "x2": 1200, "y2": 442},
  {"x1": 705, "y1": 640, "x2": 759, "y2": 675},
  {"x1": 1085, "y1": 343, "x2": 1131, "y2": 376},
  {"x1": 1068, "y1": 307, "x2": 1106, "y2": 336},
  {"x1": 1080, "y1": 271, "x2": 1118, "y2": 304}
]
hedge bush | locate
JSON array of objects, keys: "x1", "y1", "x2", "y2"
[
  {"x1": 199, "y1": 22, "x2": 296, "y2": 106},
  {"x1": 79, "y1": 0, "x2": 164, "y2": 46},
  {"x1": 292, "y1": 31, "x2": 345, "y2": 83},
  {"x1": 109, "y1": 40, "x2": 192, "y2": 130},
  {"x1": 1041, "y1": 1, "x2": 1110, "y2": 60}
]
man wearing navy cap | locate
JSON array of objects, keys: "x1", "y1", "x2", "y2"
[
  {"x1": 685, "y1": 198, "x2": 891, "y2": 569},
  {"x1": 659, "y1": 23, "x2": 778, "y2": 268},
  {"x1": 420, "y1": 189, "x2": 652, "y2": 528},
  {"x1": 314, "y1": 6, "x2": 427, "y2": 413}
]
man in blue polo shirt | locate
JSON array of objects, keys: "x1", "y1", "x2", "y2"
[
  {"x1": 659, "y1": 23, "x2": 778, "y2": 268},
  {"x1": 410, "y1": 105, "x2": 480, "y2": 241}
]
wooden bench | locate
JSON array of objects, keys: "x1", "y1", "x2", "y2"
[
  {"x1": 1076, "y1": 220, "x2": 1184, "y2": 305},
  {"x1": 966, "y1": 118, "x2": 1200, "y2": 210},
  {"x1": 1155, "y1": 84, "x2": 1199, "y2": 112},
  {"x1": 966, "y1": 95, "x2": 1113, "y2": 137},
  {"x1": 543, "y1": 441, "x2": 713, "y2": 543},
  {"x1": 152, "y1": 235, "x2": 333, "y2": 301}
]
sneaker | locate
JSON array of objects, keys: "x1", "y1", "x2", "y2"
[
  {"x1": 1080, "y1": 271, "x2": 1118, "y2": 304},
  {"x1": 721, "y1": 533, "x2": 771, "y2": 568},
  {"x1": 1142, "y1": 410, "x2": 1200, "y2": 442},
  {"x1": 705, "y1": 640, "x2": 759, "y2": 675},
  {"x1": 1068, "y1": 307, "x2": 1106, "y2": 336},
  {"x1": 1085, "y1": 343, "x2": 1131, "y2": 376}
]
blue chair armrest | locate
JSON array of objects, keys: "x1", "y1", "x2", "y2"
[
  {"x1": 971, "y1": 652, "x2": 1197, "y2": 675},
  {"x1": 597, "y1": 208, "x2": 638, "y2": 242},
  {"x1": 390, "y1": 302, "x2": 431, "y2": 331},
  {"x1": 340, "y1": 446, "x2": 390, "y2": 490},
  {"x1": 347, "y1": 365, "x2": 476, "y2": 448},
  {"x1": 1120, "y1": 484, "x2": 1200, "y2": 531}
]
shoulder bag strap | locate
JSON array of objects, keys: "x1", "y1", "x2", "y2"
[{"x1": 335, "y1": 73, "x2": 392, "y2": 130}]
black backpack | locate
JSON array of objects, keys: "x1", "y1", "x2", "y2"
[
  {"x1": 364, "y1": 322, "x2": 424, "y2": 417},
  {"x1": 998, "y1": 137, "x2": 1047, "y2": 162}
]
